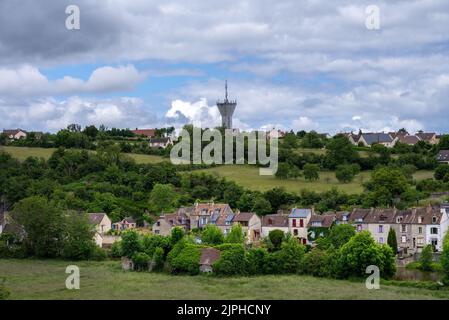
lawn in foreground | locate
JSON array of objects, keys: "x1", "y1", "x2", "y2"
[
  {"x1": 1, "y1": 259, "x2": 448, "y2": 300},
  {"x1": 0, "y1": 146, "x2": 164, "y2": 164},
  {"x1": 197, "y1": 165, "x2": 434, "y2": 194}
]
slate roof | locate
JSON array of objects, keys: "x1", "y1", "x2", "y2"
[
  {"x1": 362, "y1": 133, "x2": 393, "y2": 145},
  {"x1": 437, "y1": 150, "x2": 449, "y2": 162},
  {"x1": 262, "y1": 214, "x2": 289, "y2": 228},
  {"x1": 416, "y1": 132, "x2": 436, "y2": 142},
  {"x1": 233, "y1": 212, "x2": 255, "y2": 222},
  {"x1": 350, "y1": 208, "x2": 372, "y2": 222},
  {"x1": 200, "y1": 247, "x2": 221, "y2": 266},
  {"x1": 88, "y1": 213, "x2": 106, "y2": 225},
  {"x1": 398, "y1": 135, "x2": 420, "y2": 145},
  {"x1": 289, "y1": 208, "x2": 312, "y2": 218},
  {"x1": 149, "y1": 137, "x2": 171, "y2": 144},
  {"x1": 193, "y1": 203, "x2": 232, "y2": 216},
  {"x1": 364, "y1": 208, "x2": 397, "y2": 224},
  {"x1": 307, "y1": 214, "x2": 335, "y2": 228}
]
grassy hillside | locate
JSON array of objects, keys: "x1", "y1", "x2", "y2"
[
  {"x1": 1, "y1": 259, "x2": 448, "y2": 300},
  {"x1": 0, "y1": 146, "x2": 165, "y2": 164},
  {"x1": 197, "y1": 165, "x2": 434, "y2": 194}
]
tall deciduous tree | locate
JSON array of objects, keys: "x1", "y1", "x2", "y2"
[{"x1": 387, "y1": 228, "x2": 398, "y2": 254}]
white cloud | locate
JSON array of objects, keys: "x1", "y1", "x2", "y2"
[
  {"x1": 0, "y1": 65, "x2": 146, "y2": 97},
  {"x1": 292, "y1": 117, "x2": 319, "y2": 132}
]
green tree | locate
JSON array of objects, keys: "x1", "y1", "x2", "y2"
[
  {"x1": 324, "y1": 135, "x2": 358, "y2": 169},
  {"x1": 441, "y1": 230, "x2": 449, "y2": 284},
  {"x1": 152, "y1": 247, "x2": 165, "y2": 272},
  {"x1": 420, "y1": 244, "x2": 433, "y2": 272},
  {"x1": 201, "y1": 224, "x2": 224, "y2": 245},
  {"x1": 121, "y1": 230, "x2": 142, "y2": 258},
  {"x1": 387, "y1": 228, "x2": 398, "y2": 254},
  {"x1": 149, "y1": 183, "x2": 177, "y2": 214},
  {"x1": 268, "y1": 229, "x2": 285, "y2": 251},
  {"x1": 275, "y1": 162, "x2": 290, "y2": 179},
  {"x1": 252, "y1": 197, "x2": 272, "y2": 216},
  {"x1": 12, "y1": 196, "x2": 65, "y2": 258},
  {"x1": 225, "y1": 223, "x2": 244, "y2": 244},
  {"x1": 170, "y1": 227, "x2": 184, "y2": 246},
  {"x1": 303, "y1": 163, "x2": 320, "y2": 181},
  {"x1": 364, "y1": 167, "x2": 410, "y2": 206},
  {"x1": 318, "y1": 224, "x2": 356, "y2": 249},
  {"x1": 335, "y1": 164, "x2": 356, "y2": 183},
  {"x1": 435, "y1": 165, "x2": 449, "y2": 181},
  {"x1": 62, "y1": 212, "x2": 97, "y2": 260}
]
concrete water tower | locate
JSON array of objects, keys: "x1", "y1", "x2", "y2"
[{"x1": 216, "y1": 80, "x2": 237, "y2": 129}]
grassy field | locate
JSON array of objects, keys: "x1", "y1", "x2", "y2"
[
  {"x1": 0, "y1": 146, "x2": 165, "y2": 164},
  {"x1": 197, "y1": 165, "x2": 434, "y2": 194},
  {"x1": 0, "y1": 259, "x2": 448, "y2": 300}
]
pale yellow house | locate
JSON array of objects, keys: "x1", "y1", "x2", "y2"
[{"x1": 233, "y1": 212, "x2": 261, "y2": 243}]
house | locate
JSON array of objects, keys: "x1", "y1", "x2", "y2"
[
  {"x1": 358, "y1": 133, "x2": 397, "y2": 148},
  {"x1": 436, "y1": 150, "x2": 449, "y2": 164},
  {"x1": 416, "y1": 132, "x2": 439, "y2": 145},
  {"x1": 199, "y1": 247, "x2": 221, "y2": 273},
  {"x1": 389, "y1": 131, "x2": 409, "y2": 140},
  {"x1": 318, "y1": 133, "x2": 332, "y2": 139},
  {"x1": 233, "y1": 212, "x2": 262, "y2": 243},
  {"x1": 397, "y1": 135, "x2": 421, "y2": 146},
  {"x1": 112, "y1": 217, "x2": 137, "y2": 231},
  {"x1": 149, "y1": 137, "x2": 173, "y2": 149},
  {"x1": 364, "y1": 208, "x2": 397, "y2": 245},
  {"x1": 152, "y1": 209, "x2": 190, "y2": 236},
  {"x1": 261, "y1": 213, "x2": 289, "y2": 238},
  {"x1": 426, "y1": 208, "x2": 443, "y2": 252},
  {"x1": 88, "y1": 213, "x2": 112, "y2": 247},
  {"x1": 307, "y1": 214, "x2": 335, "y2": 244},
  {"x1": 289, "y1": 208, "x2": 313, "y2": 244},
  {"x1": 2, "y1": 129, "x2": 27, "y2": 140},
  {"x1": 266, "y1": 128, "x2": 285, "y2": 140},
  {"x1": 349, "y1": 208, "x2": 372, "y2": 232},
  {"x1": 334, "y1": 211, "x2": 352, "y2": 225},
  {"x1": 212, "y1": 212, "x2": 235, "y2": 236},
  {"x1": 131, "y1": 128, "x2": 156, "y2": 138},
  {"x1": 393, "y1": 207, "x2": 431, "y2": 255},
  {"x1": 189, "y1": 202, "x2": 234, "y2": 230}
]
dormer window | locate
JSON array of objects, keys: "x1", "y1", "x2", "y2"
[
  {"x1": 342, "y1": 215, "x2": 347, "y2": 221},
  {"x1": 397, "y1": 217, "x2": 403, "y2": 223},
  {"x1": 432, "y1": 216, "x2": 437, "y2": 224},
  {"x1": 418, "y1": 216, "x2": 423, "y2": 224}
]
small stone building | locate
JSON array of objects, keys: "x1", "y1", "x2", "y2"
[{"x1": 199, "y1": 248, "x2": 221, "y2": 273}]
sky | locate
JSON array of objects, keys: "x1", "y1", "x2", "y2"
[{"x1": 1, "y1": 0, "x2": 449, "y2": 134}]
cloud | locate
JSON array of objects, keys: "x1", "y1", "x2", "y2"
[
  {"x1": 291, "y1": 117, "x2": 319, "y2": 132},
  {"x1": 0, "y1": 65, "x2": 146, "y2": 97},
  {"x1": 0, "y1": 96, "x2": 158, "y2": 132}
]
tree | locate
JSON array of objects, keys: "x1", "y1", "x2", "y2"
[
  {"x1": 420, "y1": 244, "x2": 433, "y2": 272},
  {"x1": 335, "y1": 164, "x2": 357, "y2": 183},
  {"x1": 62, "y1": 211, "x2": 97, "y2": 260},
  {"x1": 301, "y1": 131, "x2": 324, "y2": 148},
  {"x1": 268, "y1": 229, "x2": 285, "y2": 251},
  {"x1": 324, "y1": 135, "x2": 358, "y2": 169},
  {"x1": 12, "y1": 196, "x2": 65, "y2": 258},
  {"x1": 435, "y1": 165, "x2": 449, "y2": 181},
  {"x1": 275, "y1": 163, "x2": 290, "y2": 179},
  {"x1": 322, "y1": 224, "x2": 356, "y2": 249},
  {"x1": 252, "y1": 197, "x2": 272, "y2": 216},
  {"x1": 437, "y1": 134, "x2": 449, "y2": 151},
  {"x1": 149, "y1": 184, "x2": 177, "y2": 214},
  {"x1": 67, "y1": 123, "x2": 82, "y2": 132},
  {"x1": 283, "y1": 133, "x2": 298, "y2": 148},
  {"x1": 170, "y1": 227, "x2": 184, "y2": 246},
  {"x1": 225, "y1": 223, "x2": 244, "y2": 244},
  {"x1": 83, "y1": 125, "x2": 99, "y2": 139},
  {"x1": 364, "y1": 167, "x2": 410, "y2": 206},
  {"x1": 441, "y1": 230, "x2": 449, "y2": 284},
  {"x1": 387, "y1": 228, "x2": 398, "y2": 254},
  {"x1": 121, "y1": 230, "x2": 142, "y2": 258},
  {"x1": 201, "y1": 224, "x2": 224, "y2": 245},
  {"x1": 303, "y1": 163, "x2": 320, "y2": 181}
]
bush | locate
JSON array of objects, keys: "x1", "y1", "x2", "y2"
[
  {"x1": 201, "y1": 224, "x2": 224, "y2": 245},
  {"x1": 110, "y1": 241, "x2": 123, "y2": 258},
  {"x1": 275, "y1": 238, "x2": 306, "y2": 274},
  {"x1": 245, "y1": 248, "x2": 269, "y2": 275},
  {"x1": 225, "y1": 224, "x2": 244, "y2": 244},
  {"x1": 420, "y1": 245, "x2": 434, "y2": 272},
  {"x1": 441, "y1": 230, "x2": 449, "y2": 285},
  {"x1": 170, "y1": 227, "x2": 184, "y2": 246},
  {"x1": 301, "y1": 249, "x2": 329, "y2": 277},
  {"x1": 142, "y1": 234, "x2": 170, "y2": 257},
  {"x1": 169, "y1": 244, "x2": 201, "y2": 275},
  {"x1": 379, "y1": 245, "x2": 396, "y2": 278},
  {"x1": 121, "y1": 230, "x2": 142, "y2": 258},
  {"x1": 132, "y1": 252, "x2": 150, "y2": 271},
  {"x1": 152, "y1": 247, "x2": 165, "y2": 272},
  {"x1": 268, "y1": 229, "x2": 285, "y2": 251},
  {"x1": 213, "y1": 245, "x2": 246, "y2": 276}
]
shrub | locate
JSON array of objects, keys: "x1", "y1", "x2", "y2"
[
  {"x1": 225, "y1": 224, "x2": 244, "y2": 244},
  {"x1": 441, "y1": 231, "x2": 449, "y2": 285},
  {"x1": 268, "y1": 229, "x2": 285, "y2": 251},
  {"x1": 245, "y1": 248, "x2": 268, "y2": 275},
  {"x1": 301, "y1": 249, "x2": 329, "y2": 277},
  {"x1": 201, "y1": 224, "x2": 224, "y2": 245},
  {"x1": 152, "y1": 247, "x2": 165, "y2": 272},
  {"x1": 121, "y1": 230, "x2": 142, "y2": 258},
  {"x1": 275, "y1": 238, "x2": 306, "y2": 274},
  {"x1": 213, "y1": 245, "x2": 246, "y2": 276},
  {"x1": 132, "y1": 252, "x2": 150, "y2": 271},
  {"x1": 420, "y1": 245, "x2": 434, "y2": 272},
  {"x1": 170, "y1": 227, "x2": 184, "y2": 246},
  {"x1": 91, "y1": 246, "x2": 108, "y2": 261},
  {"x1": 387, "y1": 228, "x2": 398, "y2": 254},
  {"x1": 110, "y1": 241, "x2": 123, "y2": 258},
  {"x1": 169, "y1": 244, "x2": 201, "y2": 275},
  {"x1": 379, "y1": 244, "x2": 396, "y2": 278},
  {"x1": 337, "y1": 231, "x2": 385, "y2": 278},
  {"x1": 142, "y1": 234, "x2": 170, "y2": 257}
]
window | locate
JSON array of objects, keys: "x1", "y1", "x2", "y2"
[
  {"x1": 293, "y1": 229, "x2": 298, "y2": 236},
  {"x1": 379, "y1": 237, "x2": 384, "y2": 244},
  {"x1": 401, "y1": 224, "x2": 407, "y2": 233},
  {"x1": 156, "y1": 221, "x2": 160, "y2": 226},
  {"x1": 357, "y1": 225, "x2": 362, "y2": 232},
  {"x1": 154, "y1": 230, "x2": 160, "y2": 234},
  {"x1": 432, "y1": 216, "x2": 437, "y2": 224},
  {"x1": 418, "y1": 227, "x2": 422, "y2": 234},
  {"x1": 418, "y1": 216, "x2": 423, "y2": 224},
  {"x1": 292, "y1": 219, "x2": 297, "y2": 227},
  {"x1": 431, "y1": 227, "x2": 438, "y2": 235},
  {"x1": 299, "y1": 219, "x2": 304, "y2": 227},
  {"x1": 342, "y1": 215, "x2": 348, "y2": 221},
  {"x1": 378, "y1": 225, "x2": 383, "y2": 233},
  {"x1": 397, "y1": 217, "x2": 403, "y2": 223},
  {"x1": 201, "y1": 217, "x2": 207, "y2": 225},
  {"x1": 401, "y1": 236, "x2": 407, "y2": 243}
]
